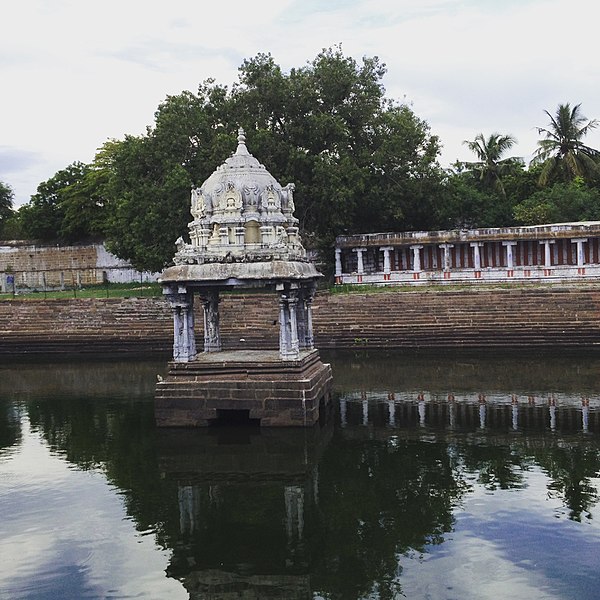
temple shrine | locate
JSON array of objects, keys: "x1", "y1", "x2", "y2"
[
  {"x1": 155, "y1": 129, "x2": 332, "y2": 427},
  {"x1": 335, "y1": 222, "x2": 600, "y2": 285}
]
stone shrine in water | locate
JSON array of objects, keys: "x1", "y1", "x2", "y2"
[{"x1": 155, "y1": 129, "x2": 332, "y2": 426}]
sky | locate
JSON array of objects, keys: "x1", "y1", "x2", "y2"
[{"x1": 2, "y1": 0, "x2": 600, "y2": 208}]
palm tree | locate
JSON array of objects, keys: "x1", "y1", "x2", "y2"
[
  {"x1": 462, "y1": 132, "x2": 520, "y2": 197},
  {"x1": 531, "y1": 103, "x2": 600, "y2": 185}
]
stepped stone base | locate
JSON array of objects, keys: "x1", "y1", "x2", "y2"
[{"x1": 155, "y1": 349, "x2": 333, "y2": 427}]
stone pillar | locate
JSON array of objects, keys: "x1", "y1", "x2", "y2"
[
  {"x1": 201, "y1": 289, "x2": 221, "y2": 352},
  {"x1": 502, "y1": 241, "x2": 518, "y2": 275},
  {"x1": 219, "y1": 226, "x2": 229, "y2": 245},
  {"x1": 235, "y1": 226, "x2": 245, "y2": 246},
  {"x1": 439, "y1": 244, "x2": 454, "y2": 271},
  {"x1": 571, "y1": 238, "x2": 587, "y2": 273},
  {"x1": 199, "y1": 228, "x2": 210, "y2": 249},
  {"x1": 279, "y1": 296, "x2": 288, "y2": 356},
  {"x1": 352, "y1": 247, "x2": 366, "y2": 274},
  {"x1": 380, "y1": 246, "x2": 393, "y2": 281},
  {"x1": 297, "y1": 296, "x2": 307, "y2": 350},
  {"x1": 306, "y1": 296, "x2": 314, "y2": 349},
  {"x1": 470, "y1": 242, "x2": 483, "y2": 271},
  {"x1": 260, "y1": 225, "x2": 274, "y2": 245},
  {"x1": 297, "y1": 287, "x2": 315, "y2": 350},
  {"x1": 539, "y1": 240, "x2": 553, "y2": 267},
  {"x1": 288, "y1": 293, "x2": 300, "y2": 356},
  {"x1": 334, "y1": 248, "x2": 343, "y2": 282},
  {"x1": 165, "y1": 285, "x2": 197, "y2": 362},
  {"x1": 410, "y1": 245, "x2": 423, "y2": 272},
  {"x1": 278, "y1": 286, "x2": 300, "y2": 360},
  {"x1": 539, "y1": 240, "x2": 555, "y2": 275},
  {"x1": 439, "y1": 243, "x2": 454, "y2": 279}
]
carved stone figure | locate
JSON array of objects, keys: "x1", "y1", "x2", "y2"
[
  {"x1": 282, "y1": 183, "x2": 295, "y2": 212},
  {"x1": 243, "y1": 183, "x2": 259, "y2": 208},
  {"x1": 191, "y1": 188, "x2": 206, "y2": 219}
]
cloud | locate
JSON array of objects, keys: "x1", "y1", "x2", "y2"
[
  {"x1": 2, "y1": 0, "x2": 600, "y2": 208},
  {"x1": 0, "y1": 418, "x2": 188, "y2": 599},
  {"x1": 0, "y1": 147, "x2": 43, "y2": 176}
]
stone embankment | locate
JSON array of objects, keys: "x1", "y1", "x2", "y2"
[{"x1": 1, "y1": 286, "x2": 600, "y2": 355}]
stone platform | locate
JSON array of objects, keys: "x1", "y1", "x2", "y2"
[{"x1": 155, "y1": 349, "x2": 332, "y2": 427}]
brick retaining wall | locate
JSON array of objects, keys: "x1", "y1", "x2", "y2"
[{"x1": 1, "y1": 286, "x2": 600, "y2": 355}]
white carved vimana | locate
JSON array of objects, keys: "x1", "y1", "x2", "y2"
[
  {"x1": 173, "y1": 128, "x2": 308, "y2": 267},
  {"x1": 160, "y1": 128, "x2": 321, "y2": 362}
]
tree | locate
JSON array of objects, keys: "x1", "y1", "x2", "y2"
[
  {"x1": 229, "y1": 47, "x2": 444, "y2": 250},
  {"x1": 99, "y1": 47, "x2": 445, "y2": 271},
  {"x1": 101, "y1": 85, "x2": 232, "y2": 272},
  {"x1": 531, "y1": 103, "x2": 600, "y2": 185},
  {"x1": 513, "y1": 179, "x2": 600, "y2": 225},
  {"x1": 0, "y1": 181, "x2": 14, "y2": 238},
  {"x1": 461, "y1": 132, "x2": 520, "y2": 198},
  {"x1": 18, "y1": 162, "x2": 99, "y2": 242},
  {"x1": 436, "y1": 173, "x2": 502, "y2": 229}
]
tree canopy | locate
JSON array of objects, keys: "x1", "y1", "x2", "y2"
[
  {"x1": 89, "y1": 46, "x2": 444, "y2": 271},
  {"x1": 531, "y1": 103, "x2": 600, "y2": 185},
  {"x1": 0, "y1": 181, "x2": 14, "y2": 222},
  {"x1": 461, "y1": 132, "x2": 521, "y2": 198},
  {"x1": 12, "y1": 47, "x2": 600, "y2": 271}
]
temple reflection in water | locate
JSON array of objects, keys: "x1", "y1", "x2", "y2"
[
  {"x1": 157, "y1": 425, "x2": 332, "y2": 599},
  {"x1": 2, "y1": 353, "x2": 600, "y2": 599},
  {"x1": 339, "y1": 391, "x2": 598, "y2": 433}
]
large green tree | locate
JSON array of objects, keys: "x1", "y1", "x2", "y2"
[
  {"x1": 531, "y1": 103, "x2": 600, "y2": 185},
  {"x1": 98, "y1": 47, "x2": 445, "y2": 271}
]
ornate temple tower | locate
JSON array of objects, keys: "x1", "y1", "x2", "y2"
[{"x1": 155, "y1": 129, "x2": 332, "y2": 427}]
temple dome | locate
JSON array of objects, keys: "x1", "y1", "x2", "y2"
[
  {"x1": 188, "y1": 128, "x2": 297, "y2": 229},
  {"x1": 162, "y1": 128, "x2": 319, "y2": 285}
]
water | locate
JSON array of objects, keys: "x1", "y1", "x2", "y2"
[{"x1": 1, "y1": 353, "x2": 600, "y2": 599}]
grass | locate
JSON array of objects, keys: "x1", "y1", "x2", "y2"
[{"x1": 0, "y1": 282, "x2": 163, "y2": 301}]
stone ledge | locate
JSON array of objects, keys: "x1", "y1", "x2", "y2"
[{"x1": 155, "y1": 350, "x2": 332, "y2": 427}]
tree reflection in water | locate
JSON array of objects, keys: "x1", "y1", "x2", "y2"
[{"x1": 2, "y1": 354, "x2": 600, "y2": 599}]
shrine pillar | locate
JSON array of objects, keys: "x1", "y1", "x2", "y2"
[
  {"x1": 165, "y1": 285, "x2": 197, "y2": 362},
  {"x1": 201, "y1": 289, "x2": 221, "y2": 352},
  {"x1": 334, "y1": 248, "x2": 343, "y2": 283},
  {"x1": 278, "y1": 285, "x2": 300, "y2": 360},
  {"x1": 296, "y1": 286, "x2": 315, "y2": 350}
]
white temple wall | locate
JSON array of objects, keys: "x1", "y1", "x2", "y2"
[{"x1": 335, "y1": 225, "x2": 600, "y2": 286}]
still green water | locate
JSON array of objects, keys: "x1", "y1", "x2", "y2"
[{"x1": 1, "y1": 352, "x2": 600, "y2": 599}]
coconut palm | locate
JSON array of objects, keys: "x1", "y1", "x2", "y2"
[
  {"x1": 462, "y1": 132, "x2": 520, "y2": 197},
  {"x1": 531, "y1": 103, "x2": 600, "y2": 185}
]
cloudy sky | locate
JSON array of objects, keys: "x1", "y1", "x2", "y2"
[{"x1": 2, "y1": 0, "x2": 599, "y2": 207}]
